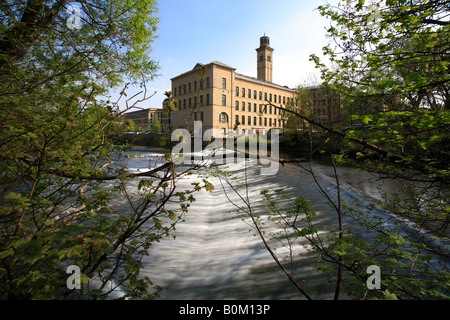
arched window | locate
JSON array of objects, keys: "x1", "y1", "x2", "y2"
[{"x1": 219, "y1": 112, "x2": 228, "y2": 123}]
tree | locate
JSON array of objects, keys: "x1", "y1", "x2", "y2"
[
  {"x1": 312, "y1": 0, "x2": 450, "y2": 229},
  {"x1": 0, "y1": 1, "x2": 209, "y2": 299},
  {"x1": 150, "y1": 115, "x2": 162, "y2": 134},
  {"x1": 312, "y1": 0, "x2": 450, "y2": 105},
  {"x1": 126, "y1": 119, "x2": 139, "y2": 132}
]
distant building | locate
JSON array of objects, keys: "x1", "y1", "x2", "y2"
[
  {"x1": 124, "y1": 108, "x2": 164, "y2": 132},
  {"x1": 169, "y1": 36, "x2": 296, "y2": 136}
]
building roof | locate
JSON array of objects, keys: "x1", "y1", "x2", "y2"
[
  {"x1": 171, "y1": 61, "x2": 293, "y2": 93},
  {"x1": 210, "y1": 61, "x2": 235, "y2": 70},
  {"x1": 235, "y1": 73, "x2": 294, "y2": 92},
  {"x1": 171, "y1": 61, "x2": 236, "y2": 81}
]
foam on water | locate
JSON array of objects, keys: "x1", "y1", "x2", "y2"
[{"x1": 110, "y1": 150, "x2": 448, "y2": 300}]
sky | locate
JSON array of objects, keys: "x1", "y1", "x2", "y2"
[{"x1": 116, "y1": 0, "x2": 336, "y2": 111}]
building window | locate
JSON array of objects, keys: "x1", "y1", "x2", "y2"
[
  {"x1": 194, "y1": 112, "x2": 197, "y2": 121},
  {"x1": 259, "y1": 91, "x2": 262, "y2": 100},
  {"x1": 183, "y1": 99, "x2": 186, "y2": 109},
  {"x1": 236, "y1": 115, "x2": 239, "y2": 124},
  {"x1": 222, "y1": 94, "x2": 226, "y2": 106},
  {"x1": 259, "y1": 104, "x2": 262, "y2": 113},
  {"x1": 201, "y1": 111, "x2": 204, "y2": 121},
  {"x1": 174, "y1": 87, "x2": 177, "y2": 97},
  {"x1": 264, "y1": 118, "x2": 267, "y2": 126},
  {"x1": 265, "y1": 92, "x2": 268, "y2": 101},
  {"x1": 259, "y1": 117, "x2": 262, "y2": 126},
  {"x1": 242, "y1": 115, "x2": 245, "y2": 125},
  {"x1": 248, "y1": 89, "x2": 251, "y2": 98},
  {"x1": 236, "y1": 86, "x2": 239, "y2": 96},
  {"x1": 269, "y1": 118, "x2": 272, "y2": 126},
  {"x1": 183, "y1": 84, "x2": 186, "y2": 95},
  {"x1": 248, "y1": 102, "x2": 251, "y2": 112},
  {"x1": 200, "y1": 95, "x2": 203, "y2": 106},
  {"x1": 283, "y1": 96, "x2": 286, "y2": 104},
  {"x1": 242, "y1": 102, "x2": 245, "y2": 111},
  {"x1": 269, "y1": 93, "x2": 272, "y2": 102},
  {"x1": 235, "y1": 101, "x2": 239, "y2": 110},
  {"x1": 222, "y1": 78, "x2": 226, "y2": 89},
  {"x1": 194, "y1": 81, "x2": 197, "y2": 91},
  {"x1": 254, "y1": 117, "x2": 257, "y2": 125},
  {"x1": 248, "y1": 116, "x2": 251, "y2": 125},
  {"x1": 188, "y1": 98, "x2": 191, "y2": 108},
  {"x1": 189, "y1": 83, "x2": 192, "y2": 93},
  {"x1": 206, "y1": 94, "x2": 210, "y2": 106},
  {"x1": 222, "y1": 128, "x2": 226, "y2": 135},
  {"x1": 200, "y1": 80, "x2": 203, "y2": 90},
  {"x1": 254, "y1": 103, "x2": 256, "y2": 112},
  {"x1": 219, "y1": 112, "x2": 228, "y2": 123},
  {"x1": 206, "y1": 77, "x2": 210, "y2": 89},
  {"x1": 242, "y1": 88, "x2": 245, "y2": 98},
  {"x1": 273, "y1": 118, "x2": 276, "y2": 126},
  {"x1": 269, "y1": 105, "x2": 272, "y2": 114},
  {"x1": 254, "y1": 90, "x2": 257, "y2": 99}
]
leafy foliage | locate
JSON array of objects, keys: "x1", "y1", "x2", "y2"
[{"x1": 0, "y1": 1, "x2": 205, "y2": 299}]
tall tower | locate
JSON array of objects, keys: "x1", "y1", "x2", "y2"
[{"x1": 256, "y1": 35, "x2": 274, "y2": 82}]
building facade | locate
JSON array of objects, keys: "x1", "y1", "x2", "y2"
[{"x1": 170, "y1": 36, "x2": 295, "y2": 136}]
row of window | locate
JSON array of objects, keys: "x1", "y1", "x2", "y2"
[
  {"x1": 174, "y1": 77, "x2": 293, "y2": 106},
  {"x1": 235, "y1": 86, "x2": 291, "y2": 105},
  {"x1": 176, "y1": 94, "x2": 210, "y2": 110},
  {"x1": 174, "y1": 94, "x2": 226, "y2": 109},
  {"x1": 235, "y1": 101, "x2": 281, "y2": 115},
  {"x1": 218, "y1": 112, "x2": 284, "y2": 127},
  {"x1": 175, "y1": 95, "x2": 287, "y2": 118},
  {"x1": 173, "y1": 77, "x2": 211, "y2": 97},
  {"x1": 235, "y1": 115, "x2": 283, "y2": 127}
]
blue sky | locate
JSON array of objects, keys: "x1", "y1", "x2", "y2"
[{"x1": 118, "y1": 0, "x2": 336, "y2": 111}]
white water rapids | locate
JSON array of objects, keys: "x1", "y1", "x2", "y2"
[{"x1": 110, "y1": 150, "x2": 448, "y2": 300}]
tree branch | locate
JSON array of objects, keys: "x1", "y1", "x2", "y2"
[{"x1": 23, "y1": 159, "x2": 171, "y2": 181}]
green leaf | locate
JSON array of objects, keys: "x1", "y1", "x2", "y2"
[{"x1": 383, "y1": 290, "x2": 399, "y2": 300}]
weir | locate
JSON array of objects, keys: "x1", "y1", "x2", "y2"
[{"x1": 111, "y1": 151, "x2": 449, "y2": 300}]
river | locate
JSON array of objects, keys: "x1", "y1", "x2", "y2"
[{"x1": 115, "y1": 150, "x2": 448, "y2": 300}]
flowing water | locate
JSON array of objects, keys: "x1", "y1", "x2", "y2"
[{"x1": 116, "y1": 150, "x2": 448, "y2": 300}]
